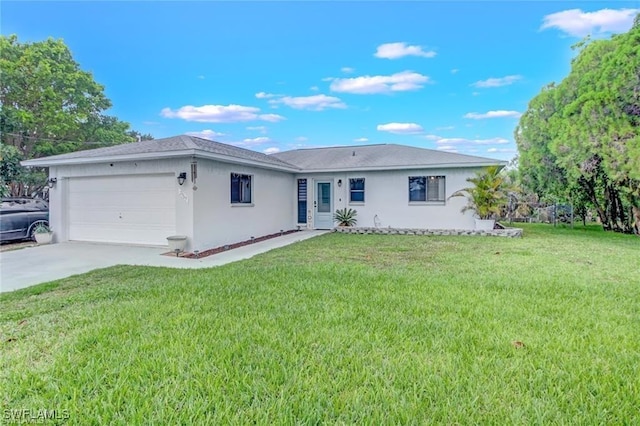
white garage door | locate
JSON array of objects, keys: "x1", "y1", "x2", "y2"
[{"x1": 68, "y1": 174, "x2": 176, "y2": 245}]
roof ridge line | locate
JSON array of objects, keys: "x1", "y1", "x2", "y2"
[
  {"x1": 282, "y1": 143, "x2": 389, "y2": 152},
  {"x1": 180, "y1": 135, "x2": 200, "y2": 150}
]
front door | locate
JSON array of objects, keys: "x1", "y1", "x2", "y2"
[{"x1": 314, "y1": 181, "x2": 333, "y2": 229}]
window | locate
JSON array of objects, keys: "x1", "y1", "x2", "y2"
[
  {"x1": 297, "y1": 179, "x2": 307, "y2": 223},
  {"x1": 349, "y1": 178, "x2": 365, "y2": 203},
  {"x1": 426, "y1": 176, "x2": 445, "y2": 201},
  {"x1": 409, "y1": 176, "x2": 445, "y2": 202},
  {"x1": 231, "y1": 173, "x2": 252, "y2": 204},
  {"x1": 409, "y1": 176, "x2": 426, "y2": 202}
]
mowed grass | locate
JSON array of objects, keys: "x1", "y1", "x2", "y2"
[{"x1": 1, "y1": 224, "x2": 639, "y2": 424}]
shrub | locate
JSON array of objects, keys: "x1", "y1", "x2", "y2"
[{"x1": 333, "y1": 208, "x2": 358, "y2": 227}]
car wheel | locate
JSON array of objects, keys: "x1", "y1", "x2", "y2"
[{"x1": 28, "y1": 221, "x2": 49, "y2": 241}]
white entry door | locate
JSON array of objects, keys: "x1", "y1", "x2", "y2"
[
  {"x1": 67, "y1": 174, "x2": 176, "y2": 245},
  {"x1": 313, "y1": 181, "x2": 333, "y2": 229}
]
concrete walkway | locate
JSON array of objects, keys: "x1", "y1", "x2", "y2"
[{"x1": 0, "y1": 230, "x2": 328, "y2": 293}]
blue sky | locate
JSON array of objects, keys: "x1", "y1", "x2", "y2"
[{"x1": 3, "y1": 1, "x2": 638, "y2": 161}]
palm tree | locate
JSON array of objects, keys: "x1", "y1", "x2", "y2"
[{"x1": 449, "y1": 166, "x2": 508, "y2": 220}]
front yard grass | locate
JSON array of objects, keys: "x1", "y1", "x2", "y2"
[{"x1": 1, "y1": 224, "x2": 639, "y2": 424}]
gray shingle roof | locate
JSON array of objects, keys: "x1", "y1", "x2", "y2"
[
  {"x1": 22, "y1": 137, "x2": 505, "y2": 171},
  {"x1": 271, "y1": 144, "x2": 505, "y2": 171},
  {"x1": 22, "y1": 135, "x2": 299, "y2": 170},
  {"x1": 188, "y1": 136, "x2": 297, "y2": 169}
]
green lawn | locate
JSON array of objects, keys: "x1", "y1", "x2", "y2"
[{"x1": 1, "y1": 224, "x2": 639, "y2": 424}]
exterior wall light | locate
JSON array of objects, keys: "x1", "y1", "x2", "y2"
[
  {"x1": 191, "y1": 158, "x2": 198, "y2": 190},
  {"x1": 191, "y1": 159, "x2": 198, "y2": 183},
  {"x1": 177, "y1": 172, "x2": 187, "y2": 186},
  {"x1": 47, "y1": 177, "x2": 57, "y2": 188},
  {"x1": 337, "y1": 179, "x2": 342, "y2": 187}
]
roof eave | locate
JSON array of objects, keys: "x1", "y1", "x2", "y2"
[
  {"x1": 294, "y1": 161, "x2": 507, "y2": 173},
  {"x1": 21, "y1": 149, "x2": 301, "y2": 172},
  {"x1": 21, "y1": 150, "x2": 198, "y2": 167}
]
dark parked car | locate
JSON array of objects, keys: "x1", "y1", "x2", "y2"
[{"x1": 0, "y1": 198, "x2": 49, "y2": 242}]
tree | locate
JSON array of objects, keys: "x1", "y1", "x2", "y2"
[
  {"x1": 449, "y1": 166, "x2": 509, "y2": 220},
  {"x1": 0, "y1": 35, "x2": 147, "y2": 196},
  {"x1": 516, "y1": 18, "x2": 640, "y2": 234},
  {"x1": 0, "y1": 144, "x2": 22, "y2": 197},
  {"x1": 515, "y1": 84, "x2": 569, "y2": 201},
  {"x1": 127, "y1": 131, "x2": 154, "y2": 142}
]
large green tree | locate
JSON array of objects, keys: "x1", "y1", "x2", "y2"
[
  {"x1": 516, "y1": 19, "x2": 640, "y2": 234},
  {"x1": 0, "y1": 35, "x2": 146, "y2": 196}
]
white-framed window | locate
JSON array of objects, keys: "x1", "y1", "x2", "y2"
[
  {"x1": 409, "y1": 176, "x2": 445, "y2": 202},
  {"x1": 349, "y1": 178, "x2": 365, "y2": 203},
  {"x1": 231, "y1": 173, "x2": 252, "y2": 204}
]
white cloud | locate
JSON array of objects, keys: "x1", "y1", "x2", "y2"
[
  {"x1": 186, "y1": 129, "x2": 226, "y2": 140},
  {"x1": 219, "y1": 136, "x2": 275, "y2": 149},
  {"x1": 436, "y1": 125, "x2": 455, "y2": 131},
  {"x1": 197, "y1": 75, "x2": 205, "y2": 80},
  {"x1": 329, "y1": 71, "x2": 430, "y2": 94},
  {"x1": 377, "y1": 123, "x2": 424, "y2": 134},
  {"x1": 264, "y1": 147, "x2": 281, "y2": 154},
  {"x1": 241, "y1": 136, "x2": 272, "y2": 146},
  {"x1": 437, "y1": 145, "x2": 458, "y2": 153},
  {"x1": 295, "y1": 136, "x2": 308, "y2": 142},
  {"x1": 472, "y1": 75, "x2": 522, "y2": 88},
  {"x1": 374, "y1": 42, "x2": 436, "y2": 59},
  {"x1": 451, "y1": 69, "x2": 459, "y2": 74},
  {"x1": 161, "y1": 105, "x2": 285, "y2": 123},
  {"x1": 269, "y1": 94, "x2": 347, "y2": 111},
  {"x1": 259, "y1": 113, "x2": 286, "y2": 123},
  {"x1": 436, "y1": 137, "x2": 509, "y2": 145},
  {"x1": 432, "y1": 135, "x2": 515, "y2": 156},
  {"x1": 289, "y1": 142, "x2": 329, "y2": 150},
  {"x1": 487, "y1": 147, "x2": 517, "y2": 153},
  {"x1": 425, "y1": 134, "x2": 510, "y2": 148},
  {"x1": 310, "y1": 86, "x2": 319, "y2": 91},
  {"x1": 541, "y1": 8, "x2": 638, "y2": 37},
  {"x1": 354, "y1": 137, "x2": 369, "y2": 142},
  {"x1": 246, "y1": 126, "x2": 268, "y2": 134},
  {"x1": 341, "y1": 67, "x2": 355, "y2": 73},
  {"x1": 256, "y1": 92, "x2": 277, "y2": 99},
  {"x1": 423, "y1": 134, "x2": 441, "y2": 141},
  {"x1": 464, "y1": 110, "x2": 522, "y2": 119}
]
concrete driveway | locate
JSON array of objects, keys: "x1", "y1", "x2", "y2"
[{"x1": 0, "y1": 230, "x2": 327, "y2": 293}]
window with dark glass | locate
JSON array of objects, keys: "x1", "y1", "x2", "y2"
[
  {"x1": 349, "y1": 178, "x2": 365, "y2": 203},
  {"x1": 231, "y1": 173, "x2": 252, "y2": 204},
  {"x1": 297, "y1": 179, "x2": 307, "y2": 223},
  {"x1": 409, "y1": 176, "x2": 426, "y2": 202},
  {"x1": 409, "y1": 176, "x2": 445, "y2": 202}
]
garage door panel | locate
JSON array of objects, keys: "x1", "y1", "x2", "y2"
[
  {"x1": 69, "y1": 225, "x2": 174, "y2": 245},
  {"x1": 68, "y1": 174, "x2": 176, "y2": 246},
  {"x1": 69, "y1": 176, "x2": 171, "y2": 192},
  {"x1": 69, "y1": 190, "x2": 173, "y2": 207},
  {"x1": 69, "y1": 209, "x2": 174, "y2": 226}
]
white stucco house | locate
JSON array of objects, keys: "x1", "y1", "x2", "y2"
[{"x1": 22, "y1": 135, "x2": 507, "y2": 252}]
